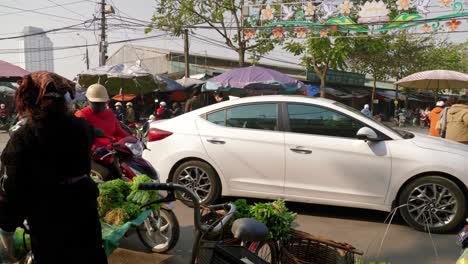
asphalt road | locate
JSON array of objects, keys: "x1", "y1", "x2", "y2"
[{"x1": 0, "y1": 128, "x2": 461, "y2": 264}]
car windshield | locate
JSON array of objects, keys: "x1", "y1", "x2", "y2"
[{"x1": 332, "y1": 101, "x2": 414, "y2": 139}]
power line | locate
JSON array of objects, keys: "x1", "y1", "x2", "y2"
[
  {"x1": 0, "y1": 20, "x2": 95, "y2": 41},
  {"x1": 6, "y1": 53, "x2": 85, "y2": 65},
  {"x1": 0, "y1": 0, "x2": 92, "y2": 17},
  {"x1": 0, "y1": 3, "x2": 91, "y2": 22},
  {"x1": 47, "y1": 0, "x2": 88, "y2": 17},
  {"x1": 0, "y1": 33, "x2": 171, "y2": 54}
]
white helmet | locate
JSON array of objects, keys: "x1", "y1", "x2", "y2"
[
  {"x1": 0, "y1": 104, "x2": 5, "y2": 108},
  {"x1": 86, "y1": 84, "x2": 109, "y2": 102},
  {"x1": 160, "y1": 101, "x2": 167, "y2": 107},
  {"x1": 115, "y1": 102, "x2": 122, "y2": 106},
  {"x1": 126, "y1": 102, "x2": 133, "y2": 107}
]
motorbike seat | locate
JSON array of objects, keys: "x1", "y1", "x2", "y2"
[{"x1": 231, "y1": 218, "x2": 268, "y2": 242}]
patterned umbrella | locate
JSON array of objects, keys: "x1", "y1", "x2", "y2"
[
  {"x1": 395, "y1": 70, "x2": 468, "y2": 90},
  {"x1": 0, "y1": 60, "x2": 29, "y2": 82},
  {"x1": 205, "y1": 66, "x2": 305, "y2": 90}
]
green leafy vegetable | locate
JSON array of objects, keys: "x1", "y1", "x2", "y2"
[
  {"x1": 249, "y1": 200, "x2": 297, "y2": 241},
  {"x1": 104, "y1": 208, "x2": 129, "y2": 225}
]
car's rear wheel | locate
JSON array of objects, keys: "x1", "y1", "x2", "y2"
[
  {"x1": 172, "y1": 160, "x2": 220, "y2": 206},
  {"x1": 398, "y1": 176, "x2": 466, "y2": 233}
]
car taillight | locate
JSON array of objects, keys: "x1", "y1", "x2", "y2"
[{"x1": 148, "y1": 128, "x2": 173, "y2": 142}]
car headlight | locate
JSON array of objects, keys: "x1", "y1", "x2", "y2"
[{"x1": 125, "y1": 142, "x2": 144, "y2": 157}]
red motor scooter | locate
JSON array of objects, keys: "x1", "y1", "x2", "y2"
[{"x1": 90, "y1": 135, "x2": 157, "y2": 182}]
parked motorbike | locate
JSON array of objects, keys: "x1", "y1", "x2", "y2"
[
  {"x1": 457, "y1": 219, "x2": 468, "y2": 264},
  {"x1": 91, "y1": 131, "x2": 180, "y2": 253}
]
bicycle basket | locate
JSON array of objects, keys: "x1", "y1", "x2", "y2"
[
  {"x1": 280, "y1": 229, "x2": 363, "y2": 264},
  {"x1": 211, "y1": 244, "x2": 269, "y2": 264}
]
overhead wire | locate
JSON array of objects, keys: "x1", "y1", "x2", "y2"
[
  {"x1": 46, "y1": 0, "x2": 88, "y2": 18},
  {"x1": 0, "y1": 33, "x2": 172, "y2": 54},
  {"x1": 0, "y1": 3, "x2": 92, "y2": 22}
]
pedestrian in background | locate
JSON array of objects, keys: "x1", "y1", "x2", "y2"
[
  {"x1": 114, "y1": 102, "x2": 125, "y2": 122},
  {"x1": 361, "y1": 104, "x2": 372, "y2": 117},
  {"x1": 185, "y1": 89, "x2": 204, "y2": 112},
  {"x1": 445, "y1": 97, "x2": 468, "y2": 144},
  {"x1": 0, "y1": 104, "x2": 7, "y2": 124},
  {"x1": 437, "y1": 96, "x2": 458, "y2": 138},
  {"x1": 172, "y1": 102, "x2": 183, "y2": 117},
  {"x1": 156, "y1": 101, "x2": 172, "y2": 120},
  {"x1": 125, "y1": 102, "x2": 135, "y2": 124},
  {"x1": 429, "y1": 101, "x2": 444, "y2": 137}
]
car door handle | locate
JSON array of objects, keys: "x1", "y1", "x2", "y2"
[
  {"x1": 207, "y1": 139, "x2": 226, "y2": 145},
  {"x1": 290, "y1": 147, "x2": 312, "y2": 154}
]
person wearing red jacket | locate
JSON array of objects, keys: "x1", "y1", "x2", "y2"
[{"x1": 75, "y1": 84, "x2": 129, "y2": 148}]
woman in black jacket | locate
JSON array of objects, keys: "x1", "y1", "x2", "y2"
[{"x1": 0, "y1": 71, "x2": 107, "y2": 264}]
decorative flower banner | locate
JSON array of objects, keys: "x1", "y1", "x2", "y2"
[{"x1": 242, "y1": 0, "x2": 467, "y2": 38}]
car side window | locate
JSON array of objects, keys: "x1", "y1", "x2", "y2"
[
  {"x1": 226, "y1": 104, "x2": 278, "y2": 131},
  {"x1": 207, "y1": 110, "x2": 225, "y2": 126},
  {"x1": 287, "y1": 103, "x2": 366, "y2": 139}
]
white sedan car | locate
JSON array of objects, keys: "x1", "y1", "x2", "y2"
[{"x1": 144, "y1": 95, "x2": 468, "y2": 233}]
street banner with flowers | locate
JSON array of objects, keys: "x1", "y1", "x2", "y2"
[{"x1": 241, "y1": 0, "x2": 467, "y2": 40}]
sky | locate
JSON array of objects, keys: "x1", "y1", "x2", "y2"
[{"x1": 0, "y1": 0, "x2": 466, "y2": 80}]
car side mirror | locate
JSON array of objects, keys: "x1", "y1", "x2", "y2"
[{"x1": 356, "y1": 127, "x2": 379, "y2": 142}]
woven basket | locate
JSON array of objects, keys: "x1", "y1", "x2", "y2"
[{"x1": 281, "y1": 229, "x2": 363, "y2": 264}]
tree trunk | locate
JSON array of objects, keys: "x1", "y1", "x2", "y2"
[
  {"x1": 320, "y1": 75, "x2": 326, "y2": 98},
  {"x1": 238, "y1": 47, "x2": 245, "y2": 67},
  {"x1": 371, "y1": 77, "x2": 377, "y2": 113}
]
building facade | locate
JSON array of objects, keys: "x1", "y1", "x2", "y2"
[{"x1": 19, "y1": 27, "x2": 54, "y2": 72}]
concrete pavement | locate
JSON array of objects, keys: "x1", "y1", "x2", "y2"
[{"x1": 0, "y1": 130, "x2": 460, "y2": 264}]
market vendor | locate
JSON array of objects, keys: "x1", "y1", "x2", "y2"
[{"x1": 0, "y1": 71, "x2": 107, "y2": 264}]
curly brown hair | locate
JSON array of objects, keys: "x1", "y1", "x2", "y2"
[{"x1": 15, "y1": 71, "x2": 75, "y2": 121}]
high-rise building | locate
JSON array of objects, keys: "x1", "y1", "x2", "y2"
[{"x1": 19, "y1": 26, "x2": 54, "y2": 72}]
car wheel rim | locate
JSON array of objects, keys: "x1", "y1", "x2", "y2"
[
  {"x1": 142, "y1": 211, "x2": 172, "y2": 251},
  {"x1": 406, "y1": 183, "x2": 458, "y2": 229},
  {"x1": 177, "y1": 166, "x2": 211, "y2": 203}
]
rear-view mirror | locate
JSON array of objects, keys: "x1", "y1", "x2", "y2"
[{"x1": 356, "y1": 127, "x2": 379, "y2": 141}]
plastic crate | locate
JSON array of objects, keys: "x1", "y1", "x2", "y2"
[{"x1": 211, "y1": 244, "x2": 269, "y2": 264}]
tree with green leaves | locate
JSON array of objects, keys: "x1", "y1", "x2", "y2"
[
  {"x1": 146, "y1": 0, "x2": 287, "y2": 66},
  {"x1": 284, "y1": 31, "x2": 353, "y2": 97},
  {"x1": 348, "y1": 34, "x2": 392, "y2": 112}
]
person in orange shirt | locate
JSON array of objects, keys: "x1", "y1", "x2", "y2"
[{"x1": 429, "y1": 101, "x2": 445, "y2": 137}]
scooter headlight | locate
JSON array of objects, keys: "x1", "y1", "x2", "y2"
[{"x1": 125, "y1": 141, "x2": 144, "y2": 157}]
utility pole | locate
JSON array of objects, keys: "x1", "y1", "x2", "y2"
[
  {"x1": 77, "y1": 33, "x2": 89, "y2": 70},
  {"x1": 184, "y1": 29, "x2": 190, "y2": 78},
  {"x1": 85, "y1": 45, "x2": 90, "y2": 70},
  {"x1": 99, "y1": 0, "x2": 107, "y2": 66}
]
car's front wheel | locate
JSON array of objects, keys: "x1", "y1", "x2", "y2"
[
  {"x1": 398, "y1": 176, "x2": 466, "y2": 233},
  {"x1": 172, "y1": 160, "x2": 220, "y2": 206}
]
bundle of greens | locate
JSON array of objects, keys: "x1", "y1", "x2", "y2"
[
  {"x1": 127, "y1": 175, "x2": 160, "y2": 208},
  {"x1": 228, "y1": 199, "x2": 297, "y2": 242},
  {"x1": 249, "y1": 200, "x2": 297, "y2": 242},
  {"x1": 97, "y1": 176, "x2": 159, "y2": 225}
]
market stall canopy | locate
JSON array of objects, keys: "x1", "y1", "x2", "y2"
[
  {"x1": 77, "y1": 64, "x2": 163, "y2": 95},
  {"x1": 155, "y1": 75, "x2": 185, "y2": 92},
  {"x1": 395, "y1": 70, "x2": 468, "y2": 90},
  {"x1": 176, "y1": 77, "x2": 206, "y2": 88},
  {"x1": 0, "y1": 86, "x2": 16, "y2": 96},
  {"x1": 205, "y1": 66, "x2": 305, "y2": 90},
  {"x1": 112, "y1": 94, "x2": 137, "y2": 101},
  {"x1": 0, "y1": 60, "x2": 29, "y2": 82}
]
